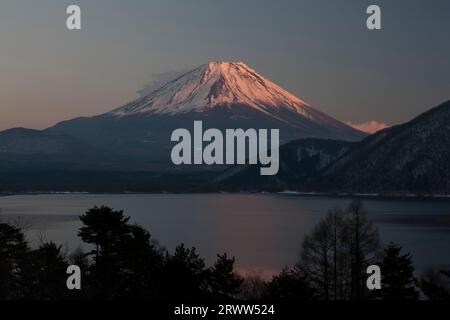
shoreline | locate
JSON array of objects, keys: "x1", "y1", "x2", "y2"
[{"x1": 2, "y1": 190, "x2": 450, "y2": 201}]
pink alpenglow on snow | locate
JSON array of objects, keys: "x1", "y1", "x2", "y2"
[
  {"x1": 112, "y1": 61, "x2": 316, "y2": 119},
  {"x1": 345, "y1": 120, "x2": 389, "y2": 134}
]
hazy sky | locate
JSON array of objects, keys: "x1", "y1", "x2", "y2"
[{"x1": 0, "y1": 0, "x2": 449, "y2": 130}]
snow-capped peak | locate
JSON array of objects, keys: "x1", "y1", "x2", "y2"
[{"x1": 110, "y1": 61, "x2": 319, "y2": 119}]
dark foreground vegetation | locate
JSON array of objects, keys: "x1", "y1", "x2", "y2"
[{"x1": 0, "y1": 201, "x2": 449, "y2": 300}]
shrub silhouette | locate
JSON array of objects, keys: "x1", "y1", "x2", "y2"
[{"x1": 266, "y1": 266, "x2": 315, "y2": 300}]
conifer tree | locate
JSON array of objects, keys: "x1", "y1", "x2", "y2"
[{"x1": 378, "y1": 243, "x2": 419, "y2": 300}]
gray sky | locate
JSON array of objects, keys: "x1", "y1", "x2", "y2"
[{"x1": 0, "y1": 0, "x2": 449, "y2": 130}]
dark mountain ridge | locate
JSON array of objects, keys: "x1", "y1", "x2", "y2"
[{"x1": 222, "y1": 100, "x2": 450, "y2": 194}]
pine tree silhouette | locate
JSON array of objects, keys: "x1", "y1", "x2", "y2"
[
  {"x1": 378, "y1": 243, "x2": 419, "y2": 300},
  {"x1": 208, "y1": 253, "x2": 243, "y2": 299}
]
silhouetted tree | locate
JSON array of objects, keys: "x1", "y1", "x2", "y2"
[
  {"x1": 377, "y1": 243, "x2": 419, "y2": 300},
  {"x1": 78, "y1": 206, "x2": 130, "y2": 261},
  {"x1": 266, "y1": 266, "x2": 315, "y2": 300},
  {"x1": 163, "y1": 244, "x2": 208, "y2": 300},
  {"x1": 23, "y1": 242, "x2": 69, "y2": 299},
  {"x1": 328, "y1": 209, "x2": 344, "y2": 300},
  {"x1": 208, "y1": 253, "x2": 243, "y2": 299},
  {"x1": 300, "y1": 201, "x2": 379, "y2": 300},
  {"x1": 301, "y1": 215, "x2": 332, "y2": 299},
  {"x1": 78, "y1": 206, "x2": 131, "y2": 298},
  {"x1": 237, "y1": 271, "x2": 267, "y2": 300},
  {"x1": 344, "y1": 200, "x2": 379, "y2": 299},
  {"x1": 0, "y1": 222, "x2": 28, "y2": 299},
  {"x1": 69, "y1": 247, "x2": 90, "y2": 270},
  {"x1": 119, "y1": 224, "x2": 165, "y2": 299},
  {"x1": 420, "y1": 269, "x2": 450, "y2": 300}
]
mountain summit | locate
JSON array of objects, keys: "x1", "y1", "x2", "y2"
[
  {"x1": 112, "y1": 61, "x2": 311, "y2": 117},
  {"x1": 109, "y1": 61, "x2": 362, "y2": 137},
  {"x1": 47, "y1": 61, "x2": 365, "y2": 164}
]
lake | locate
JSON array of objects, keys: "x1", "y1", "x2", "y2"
[{"x1": 1, "y1": 193, "x2": 450, "y2": 277}]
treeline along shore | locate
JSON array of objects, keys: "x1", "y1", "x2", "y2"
[{"x1": 0, "y1": 200, "x2": 449, "y2": 300}]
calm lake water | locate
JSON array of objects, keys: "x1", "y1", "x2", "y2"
[{"x1": 1, "y1": 194, "x2": 450, "y2": 277}]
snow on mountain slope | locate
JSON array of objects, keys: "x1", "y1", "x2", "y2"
[{"x1": 110, "y1": 61, "x2": 352, "y2": 129}]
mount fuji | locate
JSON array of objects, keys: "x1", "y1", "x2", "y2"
[{"x1": 48, "y1": 61, "x2": 365, "y2": 166}]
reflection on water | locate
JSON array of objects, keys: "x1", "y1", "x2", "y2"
[{"x1": 1, "y1": 194, "x2": 450, "y2": 276}]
